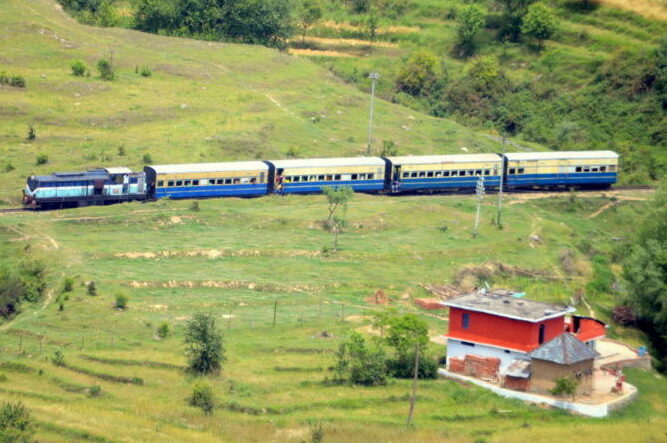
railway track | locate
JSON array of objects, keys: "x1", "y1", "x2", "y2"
[{"x1": 0, "y1": 207, "x2": 27, "y2": 214}]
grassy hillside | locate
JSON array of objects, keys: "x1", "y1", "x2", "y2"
[
  {"x1": 0, "y1": 189, "x2": 664, "y2": 442},
  {"x1": 0, "y1": 0, "x2": 507, "y2": 206}
]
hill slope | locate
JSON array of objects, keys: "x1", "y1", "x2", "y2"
[{"x1": 0, "y1": 0, "x2": 505, "y2": 205}]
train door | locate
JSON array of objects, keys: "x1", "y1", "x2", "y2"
[
  {"x1": 392, "y1": 165, "x2": 402, "y2": 192},
  {"x1": 137, "y1": 176, "x2": 145, "y2": 194},
  {"x1": 93, "y1": 180, "x2": 104, "y2": 196}
]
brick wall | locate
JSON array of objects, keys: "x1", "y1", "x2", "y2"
[
  {"x1": 448, "y1": 355, "x2": 500, "y2": 380},
  {"x1": 503, "y1": 376, "x2": 530, "y2": 391}
]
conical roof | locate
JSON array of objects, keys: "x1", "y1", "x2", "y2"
[{"x1": 529, "y1": 333, "x2": 598, "y2": 365}]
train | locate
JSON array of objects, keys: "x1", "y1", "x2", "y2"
[{"x1": 22, "y1": 151, "x2": 619, "y2": 209}]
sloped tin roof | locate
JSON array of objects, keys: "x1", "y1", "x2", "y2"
[
  {"x1": 442, "y1": 291, "x2": 573, "y2": 322},
  {"x1": 529, "y1": 333, "x2": 598, "y2": 365}
]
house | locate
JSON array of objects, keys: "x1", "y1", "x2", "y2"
[{"x1": 441, "y1": 290, "x2": 606, "y2": 394}]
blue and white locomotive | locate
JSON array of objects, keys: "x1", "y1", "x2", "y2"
[{"x1": 23, "y1": 151, "x2": 619, "y2": 208}]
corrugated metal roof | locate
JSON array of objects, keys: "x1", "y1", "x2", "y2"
[
  {"x1": 442, "y1": 291, "x2": 574, "y2": 322},
  {"x1": 503, "y1": 359, "x2": 531, "y2": 378},
  {"x1": 386, "y1": 154, "x2": 502, "y2": 165},
  {"x1": 268, "y1": 157, "x2": 385, "y2": 169},
  {"x1": 146, "y1": 161, "x2": 269, "y2": 174},
  {"x1": 33, "y1": 170, "x2": 108, "y2": 182},
  {"x1": 529, "y1": 333, "x2": 598, "y2": 365},
  {"x1": 504, "y1": 151, "x2": 618, "y2": 161}
]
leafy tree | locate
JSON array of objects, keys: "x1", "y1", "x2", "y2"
[
  {"x1": 521, "y1": 3, "x2": 557, "y2": 48},
  {"x1": 18, "y1": 259, "x2": 46, "y2": 303},
  {"x1": 347, "y1": 0, "x2": 370, "y2": 14},
  {"x1": 156, "y1": 321, "x2": 170, "y2": 338},
  {"x1": 497, "y1": 0, "x2": 535, "y2": 42},
  {"x1": 97, "y1": 57, "x2": 115, "y2": 81},
  {"x1": 550, "y1": 376, "x2": 579, "y2": 400},
  {"x1": 0, "y1": 401, "x2": 33, "y2": 443},
  {"x1": 297, "y1": 0, "x2": 322, "y2": 43},
  {"x1": 456, "y1": 4, "x2": 485, "y2": 55},
  {"x1": 623, "y1": 182, "x2": 667, "y2": 369},
  {"x1": 332, "y1": 332, "x2": 387, "y2": 386},
  {"x1": 395, "y1": 50, "x2": 440, "y2": 96},
  {"x1": 114, "y1": 293, "x2": 128, "y2": 310},
  {"x1": 87, "y1": 281, "x2": 97, "y2": 296},
  {"x1": 366, "y1": 11, "x2": 379, "y2": 46},
  {"x1": 185, "y1": 313, "x2": 226, "y2": 375},
  {"x1": 386, "y1": 313, "x2": 429, "y2": 360},
  {"x1": 322, "y1": 185, "x2": 353, "y2": 250}
]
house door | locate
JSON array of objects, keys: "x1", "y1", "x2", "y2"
[{"x1": 538, "y1": 324, "x2": 546, "y2": 344}]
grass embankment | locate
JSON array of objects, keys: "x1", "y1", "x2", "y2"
[
  {"x1": 0, "y1": 190, "x2": 664, "y2": 442},
  {"x1": 0, "y1": 0, "x2": 502, "y2": 206}
]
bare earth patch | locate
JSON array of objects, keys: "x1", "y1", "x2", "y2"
[
  {"x1": 289, "y1": 48, "x2": 354, "y2": 57},
  {"x1": 599, "y1": 0, "x2": 667, "y2": 21},
  {"x1": 115, "y1": 248, "x2": 321, "y2": 259}
]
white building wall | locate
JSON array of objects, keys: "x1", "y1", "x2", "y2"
[{"x1": 446, "y1": 338, "x2": 529, "y2": 371}]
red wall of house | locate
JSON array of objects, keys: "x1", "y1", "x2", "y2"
[{"x1": 447, "y1": 307, "x2": 564, "y2": 352}]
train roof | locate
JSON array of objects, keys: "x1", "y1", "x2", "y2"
[
  {"x1": 269, "y1": 157, "x2": 385, "y2": 169},
  {"x1": 146, "y1": 161, "x2": 269, "y2": 174},
  {"x1": 503, "y1": 151, "x2": 618, "y2": 161},
  {"x1": 105, "y1": 167, "x2": 134, "y2": 174},
  {"x1": 30, "y1": 169, "x2": 108, "y2": 182},
  {"x1": 385, "y1": 154, "x2": 501, "y2": 165}
]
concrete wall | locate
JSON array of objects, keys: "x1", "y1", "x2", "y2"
[
  {"x1": 531, "y1": 358, "x2": 594, "y2": 396},
  {"x1": 446, "y1": 338, "x2": 528, "y2": 371}
]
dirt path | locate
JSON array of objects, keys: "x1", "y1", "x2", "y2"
[{"x1": 588, "y1": 201, "x2": 615, "y2": 218}]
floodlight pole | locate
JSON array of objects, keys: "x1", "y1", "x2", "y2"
[
  {"x1": 496, "y1": 135, "x2": 506, "y2": 228},
  {"x1": 366, "y1": 72, "x2": 380, "y2": 155},
  {"x1": 474, "y1": 175, "x2": 485, "y2": 234}
]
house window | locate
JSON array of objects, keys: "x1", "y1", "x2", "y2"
[
  {"x1": 462, "y1": 313, "x2": 470, "y2": 329},
  {"x1": 461, "y1": 341, "x2": 475, "y2": 347},
  {"x1": 538, "y1": 324, "x2": 546, "y2": 344},
  {"x1": 504, "y1": 350, "x2": 511, "y2": 354}
]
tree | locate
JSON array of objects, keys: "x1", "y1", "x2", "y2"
[
  {"x1": 550, "y1": 376, "x2": 579, "y2": 400},
  {"x1": 332, "y1": 332, "x2": 387, "y2": 386},
  {"x1": 521, "y1": 3, "x2": 557, "y2": 48},
  {"x1": 395, "y1": 50, "x2": 440, "y2": 96},
  {"x1": 184, "y1": 313, "x2": 226, "y2": 375},
  {"x1": 456, "y1": 4, "x2": 485, "y2": 55},
  {"x1": 322, "y1": 186, "x2": 353, "y2": 251},
  {"x1": 366, "y1": 12, "x2": 378, "y2": 47},
  {"x1": 497, "y1": 0, "x2": 535, "y2": 42},
  {"x1": 190, "y1": 380, "x2": 215, "y2": 414},
  {"x1": 622, "y1": 182, "x2": 667, "y2": 369},
  {"x1": 297, "y1": 0, "x2": 322, "y2": 44},
  {"x1": 0, "y1": 401, "x2": 33, "y2": 443}
]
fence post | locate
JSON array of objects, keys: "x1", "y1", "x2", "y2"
[{"x1": 273, "y1": 301, "x2": 277, "y2": 328}]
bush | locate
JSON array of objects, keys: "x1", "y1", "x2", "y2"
[
  {"x1": 114, "y1": 294, "x2": 128, "y2": 310},
  {"x1": 387, "y1": 353, "x2": 438, "y2": 379},
  {"x1": 190, "y1": 380, "x2": 215, "y2": 414},
  {"x1": 586, "y1": 255, "x2": 614, "y2": 294},
  {"x1": 142, "y1": 153, "x2": 153, "y2": 164},
  {"x1": 550, "y1": 376, "x2": 578, "y2": 400},
  {"x1": 190, "y1": 201, "x2": 200, "y2": 212},
  {"x1": 521, "y1": 3, "x2": 558, "y2": 48},
  {"x1": 4, "y1": 164, "x2": 14, "y2": 173},
  {"x1": 97, "y1": 58, "x2": 115, "y2": 81},
  {"x1": 62, "y1": 277, "x2": 74, "y2": 293},
  {"x1": 332, "y1": 332, "x2": 387, "y2": 386},
  {"x1": 87, "y1": 281, "x2": 97, "y2": 297},
  {"x1": 0, "y1": 401, "x2": 33, "y2": 443},
  {"x1": 395, "y1": 50, "x2": 441, "y2": 97},
  {"x1": 456, "y1": 4, "x2": 485, "y2": 55},
  {"x1": 9, "y1": 76, "x2": 25, "y2": 88},
  {"x1": 35, "y1": 154, "x2": 48, "y2": 165},
  {"x1": 156, "y1": 321, "x2": 170, "y2": 339},
  {"x1": 71, "y1": 60, "x2": 86, "y2": 77},
  {"x1": 612, "y1": 306, "x2": 636, "y2": 326},
  {"x1": 88, "y1": 385, "x2": 102, "y2": 397},
  {"x1": 52, "y1": 350, "x2": 65, "y2": 367},
  {"x1": 139, "y1": 67, "x2": 152, "y2": 77}
]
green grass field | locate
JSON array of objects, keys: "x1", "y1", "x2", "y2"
[{"x1": 0, "y1": 190, "x2": 665, "y2": 442}]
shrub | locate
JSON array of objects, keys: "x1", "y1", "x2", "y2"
[
  {"x1": 456, "y1": 4, "x2": 485, "y2": 55},
  {"x1": 387, "y1": 353, "x2": 438, "y2": 379},
  {"x1": 97, "y1": 58, "x2": 115, "y2": 81},
  {"x1": 62, "y1": 277, "x2": 74, "y2": 293},
  {"x1": 185, "y1": 313, "x2": 225, "y2": 375},
  {"x1": 35, "y1": 154, "x2": 48, "y2": 165},
  {"x1": 26, "y1": 125, "x2": 36, "y2": 141},
  {"x1": 0, "y1": 401, "x2": 33, "y2": 443},
  {"x1": 190, "y1": 380, "x2": 215, "y2": 414},
  {"x1": 612, "y1": 306, "x2": 636, "y2": 326},
  {"x1": 117, "y1": 145, "x2": 126, "y2": 156},
  {"x1": 9, "y1": 76, "x2": 25, "y2": 88},
  {"x1": 139, "y1": 67, "x2": 152, "y2": 77},
  {"x1": 71, "y1": 60, "x2": 86, "y2": 77},
  {"x1": 4, "y1": 164, "x2": 14, "y2": 173},
  {"x1": 521, "y1": 3, "x2": 557, "y2": 48},
  {"x1": 88, "y1": 385, "x2": 102, "y2": 397},
  {"x1": 87, "y1": 281, "x2": 97, "y2": 297},
  {"x1": 190, "y1": 201, "x2": 200, "y2": 212},
  {"x1": 115, "y1": 294, "x2": 128, "y2": 310},
  {"x1": 142, "y1": 153, "x2": 153, "y2": 164},
  {"x1": 586, "y1": 255, "x2": 614, "y2": 294},
  {"x1": 332, "y1": 332, "x2": 387, "y2": 386},
  {"x1": 52, "y1": 350, "x2": 65, "y2": 367},
  {"x1": 395, "y1": 50, "x2": 440, "y2": 97},
  {"x1": 156, "y1": 321, "x2": 170, "y2": 338},
  {"x1": 550, "y1": 376, "x2": 578, "y2": 400}
]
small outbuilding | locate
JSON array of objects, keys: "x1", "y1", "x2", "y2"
[{"x1": 529, "y1": 333, "x2": 597, "y2": 396}]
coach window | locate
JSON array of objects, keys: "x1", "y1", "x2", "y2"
[
  {"x1": 427, "y1": 171, "x2": 434, "y2": 178},
  {"x1": 575, "y1": 167, "x2": 582, "y2": 172},
  {"x1": 411, "y1": 172, "x2": 418, "y2": 178},
  {"x1": 324, "y1": 175, "x2": 332, "y2": 181},
  {"x1": 403, "y1": 172, "x2": 410, "y2": 178},
  {"x1": 368, "y1": 173, "x2": 375, "y2": 180},
  {"x1": 193, "y1": 180, "x2": 199, "y2": 186},
  {"x1": 600, "y1": 166, "x2": 606, "y2": 172},
  {"x1": 176, "y1": 180, "x2": 183, "y2": 186},
  {"x1": 293, "y1": 176, "x2": 300, "y2": 182},
  {"x1": 476, "y1": 170, "x2": 482, "y2": 175},
  {"x1": 462, "y1": 313, "x2": 470, "y2": 329},
  {"x1": 351, "y1": 174, "x2": 358, "y2": 180},
  {"x1": 461, "y1": 170, "x2": 467, "y2": 177},
  {"x1": 334, "y1": 174, "x2": 341, "y2": 180},
  {"x1": 360, "y1": 174, "x2": 367, "y2": 180},
  {"x1": 417, "y1": 171, "x2": 425, "y2": 178},
  {"x1": 609, "y1": 165, "x2": 616, "y2": 172},
  {"x1": 223, "y1": 179, "x2": 231, "y2": 185},
  {"x1": 443, "y1": 171, "x2": 450, "y2": 177},
  {"x1": 301, "y1": 176, "x2": 308, "y2": 182},
  {"x1": 451, "y1": 171, "x2": 457, "y2": 177},
  {"x1": 509, "y1": 168, "x2": 516, "y2": 174},
  {"x1": 583, "y1": 168, "x2": 590, "y2": 172},
  {"x1": 167, "y1": 181, "x2": 174, "y2": 187},
  {"x1": 157, "y1": 181, "x2": 164, "y2": 187},
  {"x1": 518, "y1": 168, "x2": 525, "y2": 174}
]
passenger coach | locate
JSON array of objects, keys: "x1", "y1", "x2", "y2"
[
  {"x1": 385, "y1": 154, "x2": 503, "y2": 192},
  {"x1": 144, "y1": 161, "x2": 270, "y2": 199},
  {"x1": 503, "y1": 151, "x2": 618, "y2": 189},
  {"x1": 266, "y1": 157, "x2": 386, "y2": 194}
]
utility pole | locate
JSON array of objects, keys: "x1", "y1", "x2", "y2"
[
  {"x1": 496, "y1": 136, "x2": 506, "y2": 229},
  {"x1": 474, "y1": 175, "x2": 485, "y2": 235},
  {"x1": 366, "y1": 72, "x2": 380, "y2": 155},
  {"x1": 406, "y1": 345, "x2": 420, "y2": 426}
]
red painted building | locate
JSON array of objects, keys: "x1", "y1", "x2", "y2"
[{"x1": 441, "y1": 290, "x2": 606, "y2": 382}]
